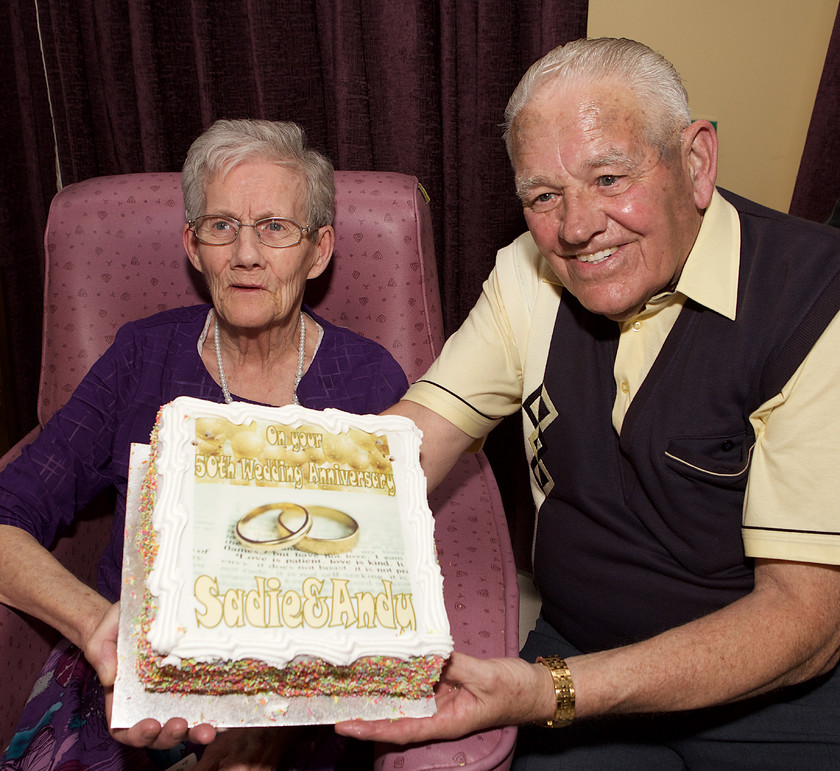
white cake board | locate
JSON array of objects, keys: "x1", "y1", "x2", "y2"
[{"x1": 111, "y1": 443, "x2": 436, "y2": 729}]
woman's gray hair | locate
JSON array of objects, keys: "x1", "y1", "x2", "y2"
[
  {"x1": 504, "y1": 38, "x2": 691, "y2": 159},
  {"x1": 182, "y1": 119, "x2": 335, "y2": 234}
]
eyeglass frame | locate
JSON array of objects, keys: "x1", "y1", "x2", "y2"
[{"x1": 187, "y1": 214, "x2": 315, "y2": 248}]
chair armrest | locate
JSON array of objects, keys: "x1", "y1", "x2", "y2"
[{"x1": 0, "y1": 425, "x2": 41, "y2": 473}]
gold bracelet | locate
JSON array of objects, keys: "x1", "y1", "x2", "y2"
[{"x1": 535, "y1": 655, "x2": 575, "y2": 727}]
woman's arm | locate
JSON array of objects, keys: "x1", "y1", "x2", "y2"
[
  {"x1": 0, "y1": 319, "x2": 218, "y2": 749},
  {"x1": 0, "y1": 524, "x2": 217, "y2": 749},
  {"x1": 0, "y1": 525, "x2": 110, "y2": 649}
]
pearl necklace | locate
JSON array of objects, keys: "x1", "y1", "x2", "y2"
[{"x1": 212, "y1": 309, "x2": 306, "y2": 406}]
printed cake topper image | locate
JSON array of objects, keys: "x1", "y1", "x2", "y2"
[
  {"x1": 190, "y1": 414, "x2": 415, "y2": 634},
  {"x1": 194, "y1": 417, "x2": 392, "y2": 555}
]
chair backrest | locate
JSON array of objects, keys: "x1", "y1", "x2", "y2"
[{"x1": 40, "y1": 171, "x2": 445, "y2": 425}]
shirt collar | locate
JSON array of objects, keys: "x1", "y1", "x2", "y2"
[{"x1": 672, "y1": 188, "x2": 740, "y2": 320}]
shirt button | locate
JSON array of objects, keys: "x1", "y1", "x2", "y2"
[
  {"x1": 632, "y1": 321, "x2": 642, "y2": 331},
  {"x1": 620, "y1": 380, "x2": 630, "y2": 394}
]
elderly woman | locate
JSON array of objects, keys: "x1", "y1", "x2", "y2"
[{"x1": 0, "y1": 120, "x2": 407, "y2": 769}]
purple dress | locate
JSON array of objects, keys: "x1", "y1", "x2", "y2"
[{"x1": 0, "y1": 305, "x2": 408, "y2": 769}]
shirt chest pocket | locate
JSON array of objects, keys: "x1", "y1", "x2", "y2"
[{"x1": 663, "y1": 430, "x2": 755, "y2": 488}]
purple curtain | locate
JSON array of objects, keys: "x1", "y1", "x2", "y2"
[
  {"x1": 790, "y1": 5, "x2": 840, "y2": 222},
  {"x1": 1, "y1": 0, "x2": 57, "y2": 442}
]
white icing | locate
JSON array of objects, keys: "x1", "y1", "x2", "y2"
[{"x1": 145, "y1": 396, "x2": 453, "y2": 668}]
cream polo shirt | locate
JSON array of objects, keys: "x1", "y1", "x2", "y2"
[{"x1": 407, "y1": 190, "x2": 840, "y2": 566}]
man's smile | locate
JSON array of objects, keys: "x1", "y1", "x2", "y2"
[{"x1": 572, "y1": 246, "x2": 618, "y2": 264}]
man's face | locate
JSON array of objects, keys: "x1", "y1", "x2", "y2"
[{"x1": 511, "y1": 79, "x2": 709, "y2": 321}]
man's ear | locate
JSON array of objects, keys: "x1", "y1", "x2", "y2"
[
  {"x1": 683, "y1": 120, "x2": 718, "y2": 210},
  {"x1": 307, "y1": 225, "x2": 334, "y2": 280},
  {"x1": 183, "y1": 223, "x2": 204, "y2": 273}
]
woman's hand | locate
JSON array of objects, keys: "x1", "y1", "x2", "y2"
[
  {"x1": 83, "y1": 602, "x2": 218, "y2": 749},
  {"x1": 194, "y1": 727, "x2": 301, "y2": 770},
  {"x1": 335, "y1": 651, "x2": 554, "y2": 744}
]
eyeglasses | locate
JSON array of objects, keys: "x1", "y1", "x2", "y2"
[{"x1": 188, "y1": 215, "x2": 313, "y2": 248}]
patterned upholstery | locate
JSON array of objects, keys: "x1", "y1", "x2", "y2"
[{"x1": 0, "y1": 171, "x2": 518, "y2": 769}]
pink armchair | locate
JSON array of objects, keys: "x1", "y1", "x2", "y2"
[{"x1": 0, "y1": 171, "x2": 519, "y2": 769}]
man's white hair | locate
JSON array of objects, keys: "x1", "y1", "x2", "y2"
[{"x1": 503, "y1": 38, "x2": 691, "y2": 160}]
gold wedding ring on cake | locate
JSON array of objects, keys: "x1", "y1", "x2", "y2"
[
  {"x1": 235, "y1": 503, "x2": 312, "y2": 550},
  {"x1": 236, "y1": 503, "x2": 360, "y2": 554},
  {"x1": 276, "y1": 505, "x2": 360, "y2": 554}
]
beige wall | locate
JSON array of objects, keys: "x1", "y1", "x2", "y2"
[{"x1": 588, "y1": 0, "x2": 838, "y2": 213}]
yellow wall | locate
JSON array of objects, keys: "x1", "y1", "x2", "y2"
[{"x1": 588, "y1": 0, "x2": 838, "y2": 213}]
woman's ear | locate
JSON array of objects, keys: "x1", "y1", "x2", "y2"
[
  {"x1": 307, "y1": 225, "x2": 334, "y2": 280},
  {"x1": 183, "y1": 223, "x2": 204, "y2": 273},
  {"x1": 683, "y1": 120, "x2": 718, "y2": 210}
]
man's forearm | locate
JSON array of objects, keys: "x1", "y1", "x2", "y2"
[
  {"x1": 383, "y1": 400, "x2": 475, "y2": 491},
  {"x1": 567, "y1": 558, "x2": 840, "y2": 718}
]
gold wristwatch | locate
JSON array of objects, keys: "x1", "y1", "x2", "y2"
[{"x1": 535, "y1": 655, "x2": 575, "y2": 727}]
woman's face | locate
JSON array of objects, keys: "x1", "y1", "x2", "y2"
[{"x1": 183, "y1": 160, "x2": 333, "y2": 335}]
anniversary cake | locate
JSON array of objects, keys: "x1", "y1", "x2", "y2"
[{"x1": 134, "y1": 395, "x2": 452, "y2": 711}]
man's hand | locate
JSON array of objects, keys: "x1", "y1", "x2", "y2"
[
  {"x1": 335, "y1": 651, "x2": 554, "y2": 744},
  {"x1": 83, "y1": 601, "x2": 217, "y2": 749}
]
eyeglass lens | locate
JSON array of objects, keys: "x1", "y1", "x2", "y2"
[{"x1": 193, "y1": 215, "x2": 304, "y2": 247}]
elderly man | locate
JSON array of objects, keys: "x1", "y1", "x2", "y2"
[{"x1": 337, "y1": 37, "x2": 840, "y2": 766}]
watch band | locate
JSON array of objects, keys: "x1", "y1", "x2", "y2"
[{"x1": 535, "y1": 655, "x2": 575, "y2": 727}]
